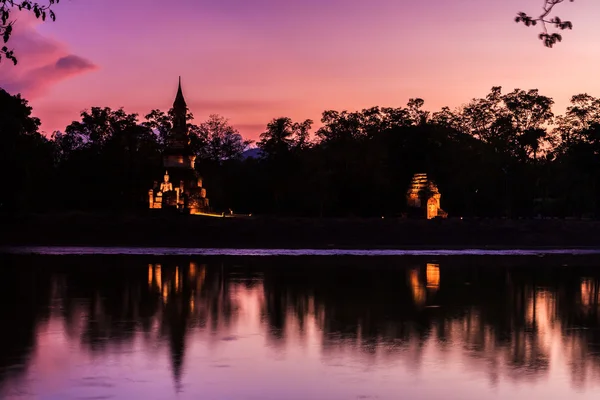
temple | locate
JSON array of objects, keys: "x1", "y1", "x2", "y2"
[
  {"x1": 406, "y1": 173, "x2": 448, "y2": 219},
  {"x1": 148, "y1": 78, "x2": 210, "y2": 213}
]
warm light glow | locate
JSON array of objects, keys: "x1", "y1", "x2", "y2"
[
  {"x1": 148, "y1": 264, "x2": 153, "y2": 287},
  {"x1": 406, "y1": 173, "x2": 447, "y2": 219},
  {"x1": 155, "y1": 264, "x2": 162, "y2": 290},
  {"x1": 426, "y1": 263, "x2": 440, "y2": 289},
  {"x1": 162, "y1": 284, "x2": 169, "y2": 303},
  {"x1": 189, "y1": 262, "x2": 197, "y2": 280},
  {"x1": 581, "y1": 278, "x2": 596, "y2": 308},
  {"x1": 409, "y1": 268, "x2": 426, "y2": 307},
  {"x1": 175, "y1": 266, "x2": 180, "y2": 292},
  {"x1": 427, "y1": 201, "x2": 438, "y2": 220},
  {"x1": 197, "y1": 265, "x2": 206, "y2": 294},
  {"x1": 191, "y1": 211, "x2": 228, "y2": 218}
]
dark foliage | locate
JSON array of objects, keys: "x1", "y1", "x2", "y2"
[{"x1": 2, "y1": 86, "x2": 600, "y2": 218}]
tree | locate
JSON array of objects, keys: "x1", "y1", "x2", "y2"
[
  {"x1": 197, "y1": 114, "x2": 251, "y2": 163},
  {"x1": 406, "y1": 98, "x2": 429, "y2": 126},
  {"x1": 460, "y1": 87, "x2": 554, "y2": 160},
  {"x1": 258, "y1": 117, "x2": 312, "y2": 159},
  {"x1": 516, "y1": 0, "x2": 574, "y2": 48},
  {"x1": 143, "y1": 107, "x2": 199, "y2": 151},
  {"x1": 553, "y1": 94, "x2": 600, "y2": 154},
  {"x1": 58, "y1": 107, "x2": 160, "y2": 209},
  {"x1": 143, "y1": 109, "x2": 173, "y2": 148},
  {"x1": 461, "y1": 87, "x2": 506, "y2": 144},
  {"x1": 430, "y1": 107, "x2": 464, "y2": 132},
  {"x1": 1, "y1": 0, "x2": 59, "y2": 64},
  {"x1": 256, "y1": 117, "x2": 313, "y2": 214},
  {"x1": 0, "y1": 88, "x2": 54, "y2": 210},
  {"x1": 502, "y1": 88, "x2": 554, "y2": 159}
]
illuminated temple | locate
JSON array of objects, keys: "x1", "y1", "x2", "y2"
[
  {"x1": 406, "y1": 173, "x2": 448, "y2": 219},
  {"x1": 148, "y1": 78, "x2": 210, "y2": 213}
]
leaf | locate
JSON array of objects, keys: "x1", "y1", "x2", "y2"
[{"x1": 3, "y1": 25, "x2": 12, "y2": 43}]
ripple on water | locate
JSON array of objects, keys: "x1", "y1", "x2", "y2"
[{"x1": 3, "y1": 246, "x2": 600, "y2": 257}]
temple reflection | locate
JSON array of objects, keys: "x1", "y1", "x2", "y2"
[
  {"x1": 426, "y1": 263, "x2": 440, "y2": 290},
  {"x1": 408, "y1": 263, "x2": 440, "y2": 308},
  {"x1": 4, "y1": 256, "x2": 600, "y2": 395},
  {"x1": 581, "y1": 278, "x2": 599, "y2": 310}
]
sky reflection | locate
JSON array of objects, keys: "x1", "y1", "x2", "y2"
[{"x1": 1, "y1": 256, "x2": 600, "y2": 399}]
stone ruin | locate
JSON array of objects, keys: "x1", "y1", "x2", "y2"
[
  {"x1": 406, "y1": 173, "x2": 448, "y2": 219},
  {"x1": 148, "y1": 78, "x2": 210, "y2": 214},
  {"x1": 149, "y1": 172, "x2": 209, "y2": 214}
]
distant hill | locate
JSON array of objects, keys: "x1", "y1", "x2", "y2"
[{"x1": 242, "y1": 148, "x2": 263, "y2": 160}]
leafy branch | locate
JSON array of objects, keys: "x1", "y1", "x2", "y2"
[
  {"x1": 515, "y1": 0, "x2": 574, "y2": 48},
  {"x1": 0, "y1": 0, "x2": 59, "y2": 65}
]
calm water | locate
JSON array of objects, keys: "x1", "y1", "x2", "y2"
[
  {"x1": 2, "y1": 253, "x2": 600, "y2": 399},
  {"x1": 5, "y1": 246, "x2": 600, "y2": 256}
]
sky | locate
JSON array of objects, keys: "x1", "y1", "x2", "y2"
[{"x1": 1, "y1": 0, "x2": 599, "y2": 140}]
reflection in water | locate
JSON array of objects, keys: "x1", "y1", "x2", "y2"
[
  {"x1": 426, "y1": 263, "x2": 440, "y2": 289},
  {"x1": 2, "y1": 256, "x2": 600, "y2": 399},
  {"x1": 409, "y1": 267, "x2": 427, "y2": 308}
]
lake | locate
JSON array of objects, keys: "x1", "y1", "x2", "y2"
[{"x1": 1, "y1": 249, "x2": 600, "y2": 399}]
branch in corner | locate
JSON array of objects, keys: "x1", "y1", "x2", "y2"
[{"x1": 515, "y1": 0, "x2": 574, "y2": 48}]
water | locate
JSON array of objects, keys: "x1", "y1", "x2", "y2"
[
  {"x1": 1, "y1": 252, "x2": 600, "y2": 399},
  {"x1": 5, "y1": 246, "x2": 600, "y2": 256}
]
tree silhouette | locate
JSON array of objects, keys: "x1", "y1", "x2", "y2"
[
  {"x1": 258, "y1": 117, "x2": 312, "y2": 159},
  {"x1": 144, "y1": 107, "x2": 199, "y2": 151},
  {"x1": 1, "y1": 0, "x2": 59, "y2": 64},
  {"x1": 0, "y1": 88, "x2": 53, "y2": 211},
  {"x1": 55, "y1": 107, "x2": 161, "y2": 209},
  {"x1": 5, "y1": 84, "x2": 600, "y2": 218},
  {"x1": 197, "y1": 114, "x2": 251, "y2": 164},
  {"x1": 516, "y1": 0, "x2": 574, "y2": 47}
]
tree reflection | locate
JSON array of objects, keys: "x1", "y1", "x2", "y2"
[
  {"x1": 3, "y1": 256, "x2": 600, "y2": 393},
  {"x1": 0, "y1": 257, "x2": 51, "y2": 391}
]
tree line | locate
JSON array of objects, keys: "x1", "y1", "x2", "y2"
[{"x1": 2, "y1": 85, "x2": 600, "y2": 218}]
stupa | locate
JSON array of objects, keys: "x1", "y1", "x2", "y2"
[
  {"x1": 406, "y1": 173, "x2": 447, "y2": 219},
  {"x1": 148, "y1": 78, "x2": 210, "y2": 213}
]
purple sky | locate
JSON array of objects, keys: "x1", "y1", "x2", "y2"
[{"x1": 1, "y1": 0, "x2": 599, "y2": 139}]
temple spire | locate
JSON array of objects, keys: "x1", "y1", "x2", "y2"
[{"x1": 173, "y1": 76, "x2": 186, "y2": 109}]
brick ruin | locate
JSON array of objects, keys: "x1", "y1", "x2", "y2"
[{"x1": 406, "y1": 173, "x2": 448, "y2": 219}]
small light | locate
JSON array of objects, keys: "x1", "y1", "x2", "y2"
[{"x1": 381, "y1": 216, "x2": 385, "y2": 219}]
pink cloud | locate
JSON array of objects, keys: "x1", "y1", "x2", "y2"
[{"x1": 0, "y1": 11, "x2": 97, "y2": 98}]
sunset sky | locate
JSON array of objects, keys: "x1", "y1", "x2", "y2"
[{"x1": 1, "y1": 0, "x2": 599, "y2": 140}]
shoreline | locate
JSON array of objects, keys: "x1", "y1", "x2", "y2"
[
  {"x1": 5, "y1": 243, "x2": 600, "y2": 250},
  {"x1": 3, "y1": 212, "x2": 600, "y2": 249}
]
